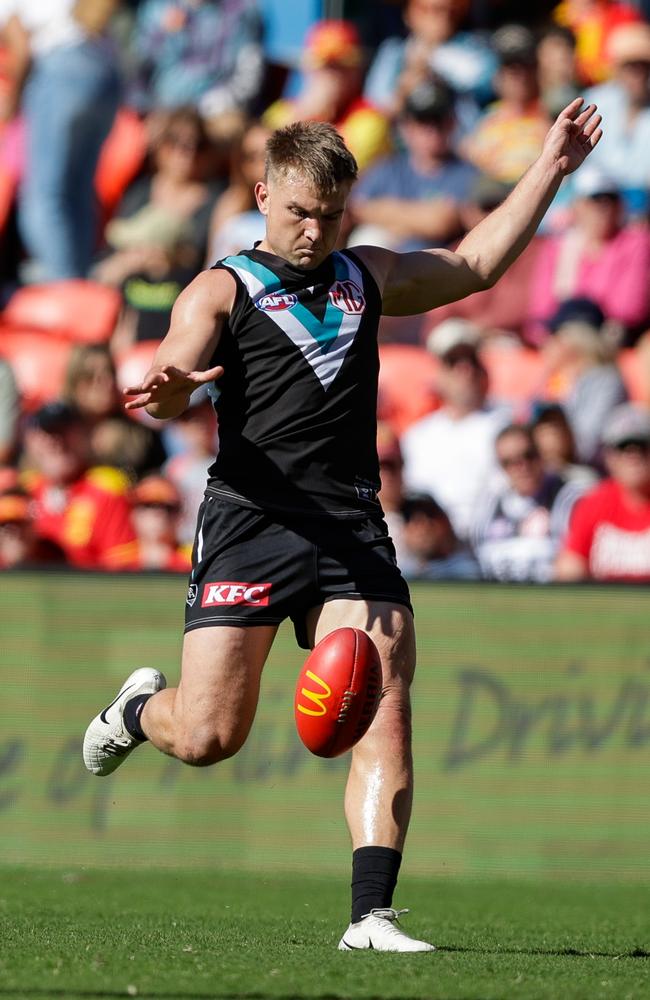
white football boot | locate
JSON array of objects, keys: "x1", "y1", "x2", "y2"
[
  {"x1": 83, "y1": 667, "x2": 166, "y2": 776},
  {"x1": 338, "y1": 908, "x2": 435, "y2": 952}
]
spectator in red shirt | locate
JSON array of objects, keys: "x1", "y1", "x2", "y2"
[
  {"x1": 23, "y1": 402, "x2": 137, "y2": 569},
  {"x1": 128, "y1": 474, "x2": 191, "y2": 572},
  {"x1": 555, "y1": 403, "x2": 650, "y2": 580}
]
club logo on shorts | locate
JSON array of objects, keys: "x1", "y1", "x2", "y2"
[
  {"x1": 255, "y1": 292, "x2": 297, "y2": 312},
  {"x1": 186, "y1": 584, "x2": 198, "y2": 607},
  {"x1": 201, "y1": 581, "x2": 272, "y2": 607},
  {"x1": 328, "y1": 280, "x2": 365, "y2": 315}
]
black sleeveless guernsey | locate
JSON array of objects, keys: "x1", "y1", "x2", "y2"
[{"x1": 206, "y1": 246, "x2": 383, "y2": 518}]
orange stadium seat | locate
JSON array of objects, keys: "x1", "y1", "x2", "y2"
[
  {"x1": 0, "y1": 328, "x2": 73, "y2": 411},
  {"x1": 95, "y1": 107, "x2": 148, "y2": 221},
  {"x1": 378, "y1": 344, "x2": 439, "y2": 436},
  {"x1": 1, "y1": 280, "x2": 121, "y2": 344},
  {"x1": 481, "y1": 342, "x2": 548, "y2": 408}
]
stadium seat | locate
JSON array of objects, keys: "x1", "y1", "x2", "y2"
[
  {"x1": 481, "y1": 342, "x2": 547, "y2": 408},
  {"x1": 0, "y1": 328, "x2": 73, "y2": 411},
  {"x1": 114, "y1": 340, "x2": 162, "y2": 426},
  {"x1": 378, "y1": 344, "x2": 439, "y2": 436},
  {"x1": 95, "y1": 107, "x2": 149, "y2": 221},
  {"x1": 618, "y1": 346, "x2": 650, "y2": 405},
  {"x1": 1, "y1": 281, "x2": 121, "y2": 344}
]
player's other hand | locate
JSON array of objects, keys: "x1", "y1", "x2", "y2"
[
  {"x1": 123, "y1": 363, "x2": 224, "y2": 411},
  {"x1": 542, "y1": 98, "x2": 603, "y2": 176}
]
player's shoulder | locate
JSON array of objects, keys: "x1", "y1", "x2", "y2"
[
  {"x1": 174, "y1": 265, "x2": 237, "y2": 317},
  {"x1": 347, "y1": 244, "x2": 398, "y2": 294}
]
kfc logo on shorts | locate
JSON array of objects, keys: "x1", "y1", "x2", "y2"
[
  {"x1": 201, "y1": 581, "x2": 272, "y2": 607},
  {"x1": 255, "y1": 292, "x2": 297, "y2": 312},
  {"x1": 328, "y1": 280, "x2": 365, "y2": 315}
]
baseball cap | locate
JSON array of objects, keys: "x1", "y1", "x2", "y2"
[
  {"x1": 573, "y1": 165, "x2": 620, "y2": 199},
  {"x1": 439, "y1": 341, "x2": 486, "y2": 372},
  {"x1": 608, "y1": 22, "x2": 650, "y2": 66},
  {"x1": 0, "y1": 493, "x2": 31, "y2": 524},
  {"x1": 402, "y1": 491, "x2": 449, "y2": 522},
  {"x1": 491, "y1": 24, "x2": 537, "y2": 66},
  {"x1": 303, "y1": 20, "x2": 363, "y2": 70},
  {"x1": 130, "y1": 475, "x2": 181, "y2": 509},
  {"x1": 27, "y1": 401, "x2": 83, "y2": 433},
  {"x1": 601, "y1": 403, "x2": 650, "y2": 448},
  {"x1": 426, "y1": 319, "x2": 481, "y2": 358},
  {"x1": 402, "y1": 78, "x2": 455, "y2": 124},
  {"x1": 547, "y1": 297, "x2": 605, "y2": 332}
]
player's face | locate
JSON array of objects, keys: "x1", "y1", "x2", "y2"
[{"x1": 255, "y1": 170, "x2": 350, "y2": 270}]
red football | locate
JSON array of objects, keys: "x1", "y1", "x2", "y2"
[{"x1": 294, "y1": 627, "x2": 382, "y2": 758}]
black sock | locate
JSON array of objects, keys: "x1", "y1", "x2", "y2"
[
  {"x1": 350, "y1": 846, "x2": 402, "y2": 923},
  {"x1": 123, "y1": 694, "x2": 153, "y2": 741}
]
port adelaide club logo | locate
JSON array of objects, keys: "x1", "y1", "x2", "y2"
[{"x1": 328, "y1": 279, "x2": 365, "y2": 314}]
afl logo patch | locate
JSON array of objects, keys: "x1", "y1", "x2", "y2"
[
  {"x1": 255, "y1": 292, "x2": 297, "y2": 312},
  {"x1": 329, "y1": 280, "x2": 365, "y2": 315}
]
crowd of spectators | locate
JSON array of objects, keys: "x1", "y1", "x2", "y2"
[{"x1": 0, "y1": 0, "x2": 649, "y2": 582}]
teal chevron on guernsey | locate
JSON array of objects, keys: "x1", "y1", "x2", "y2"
[{"x1": 222, "y1": 251, "x2": 366, "y2": 390}]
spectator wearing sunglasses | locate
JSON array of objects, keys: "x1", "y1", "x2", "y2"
[
  {"x1": 555, "y1": 404, "x2": 650, "y2": 581},
  {"x1": 472, "y1": 423, "x2": 584, "y2": 582}
]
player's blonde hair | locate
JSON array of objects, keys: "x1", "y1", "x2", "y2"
[{"x1": 265, "y1": 121, "x2": 358, "y2": 193}]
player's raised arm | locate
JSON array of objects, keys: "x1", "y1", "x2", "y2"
[
  {"x1": 359, "y1": 98, "x2": 603, "y2": 316},
  {"x1": 123, "y1": 268, "x2": 237, "y2": 419}
]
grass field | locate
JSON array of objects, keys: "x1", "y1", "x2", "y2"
[{"x1": 1, "y1": 867, "x2": 648, "y2": 1000}]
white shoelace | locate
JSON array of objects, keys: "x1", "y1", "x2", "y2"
[{"x1": 362, "y1": 907, "x2": 410, "y2": 932}]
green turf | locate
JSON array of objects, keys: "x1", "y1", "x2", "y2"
[{"x1": 1, "y1": 868, "x2": 648, "y2": 1000}]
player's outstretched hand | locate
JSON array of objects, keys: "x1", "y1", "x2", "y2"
[
  {"x1": 542, "y1": 98, "x2": 603, "y2": 176},
  {"x1": 123, "y1": 363, "x2": 224, "y2": 411}
]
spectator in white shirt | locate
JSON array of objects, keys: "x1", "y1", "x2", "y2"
[{"x1": 400, "y1": 341, "x2": 509, "y2": 540}]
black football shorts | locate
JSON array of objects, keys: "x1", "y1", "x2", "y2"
[{"x1": 184, "y1": 494, "x2": 412, "y2": 648}]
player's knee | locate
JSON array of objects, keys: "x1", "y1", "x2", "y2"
[
  {"x1": 175, "y1": 728, "x2": 246, "y2": 767},
  {"x1": 375, "y1": 684, "x2": 412, "y2": 740}
]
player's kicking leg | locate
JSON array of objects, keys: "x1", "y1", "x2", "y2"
[
  {"x1": 306, "y1": 599, "x2": 434, "y2": 953},
  {"x1": 83, "y1": 624, "x2": 277, "y2": 774}
]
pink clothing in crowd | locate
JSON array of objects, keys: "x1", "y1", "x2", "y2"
[{"x1": 526, "y1": 225, "x2": 650, "y2": 341}]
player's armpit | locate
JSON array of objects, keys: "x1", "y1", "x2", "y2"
[{"x1": 356, "y1": 245, "x2": 490, "y2": 316}]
